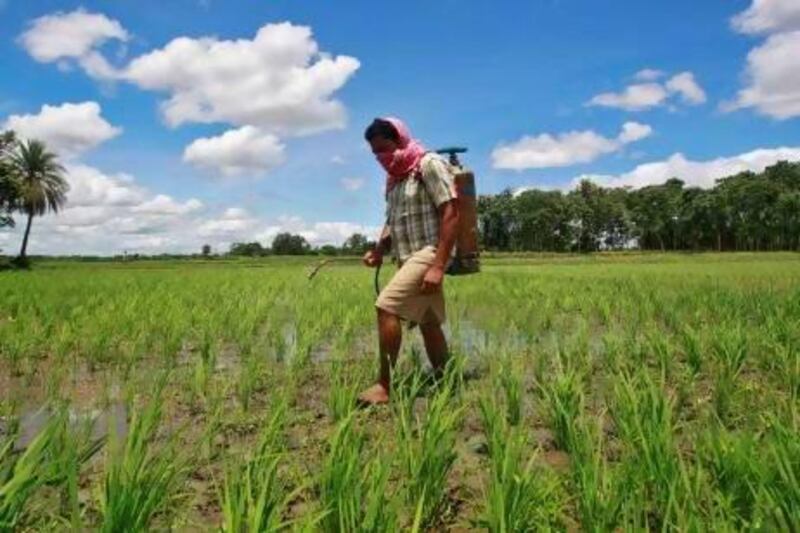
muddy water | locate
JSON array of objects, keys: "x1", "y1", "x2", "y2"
[{"x1": 1, "y1": 402, "x2": 127, "y2": 451}]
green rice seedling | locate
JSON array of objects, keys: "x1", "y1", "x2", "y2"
[
  {"x1": 713, "y1": 325, "x2": 748, "y2": 379},
  {"x1": 569, "y1": 414, "x2": 629, "y2": 533},
  {"x1": 646, "y1": 332, "x2": 673, "y2": 382},
  {"x1": 537, "y1": 358, "x2": 583, "y2": 453},
  {"x1": 219, "y1": 402, "x2": 293, "y2": 533},
  {"x1": 0, "y1": 404, "x2": 102, "y2": 530},
  {"x1": 394, "y1": 363, "x2": 462, "y2": 527},
  {"x1": 698, "y1": 425, "x2": 761, "y2": 528},
  {"x1": 495, "y1": 356, "x2": 522, "y2": 426},
  {"x1": 712, "y1": 373, "x2": 738, "y2": 425},
  {"x1": 679, "y1": 324, "x2": 703, "y2": 377},
  {"x1": 327, "y1": 361, "x2": 361, "y2": 423},
  {"x1": 0, "y1": 409, "x2": 65, "y2": 530},
  {"x1": 99, "y1": 384, "x2": 189, "y2": 533},
  {"x1": 769, "y1": 340, "x2": 799, "y2": 403},
  {"x1": 318, "y1": 414, "x2": 397, "y2": 533},
  {"x1": 600, "y1": 332, "x2": 624, "y2": 373},
  {"x1": 756, "y1": 417, "x2": 800, "y2": 531},
  {"x1": 611, "y1": 370, "x2": 684, "y2": 528},
  {"x1": 192, "y1": 344, "x2": 216, "y2": 406},
  {"x1": 477, "y1": 395, "x2": 564, "y2": 531},
  {"x1": 236, "y1": 351, "x2": 262, "y2": 413}
]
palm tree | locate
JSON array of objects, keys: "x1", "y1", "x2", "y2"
[
  {"x1": 0, "y1": 131, "x2": 18, "y2": 229},
  {"x1": 10, "y1": 140, "x2": 69, "y2": 260}
]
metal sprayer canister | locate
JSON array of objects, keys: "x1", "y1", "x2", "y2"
[{"x1": 436, "y1": 147, "x2": 480, "y2": 276}]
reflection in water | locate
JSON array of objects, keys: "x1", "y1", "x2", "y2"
[{"x1": 1, "y1": 403, "x2": 128, "y2": 451}]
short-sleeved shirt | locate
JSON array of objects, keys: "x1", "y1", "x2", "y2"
[{"x1": 385, "y1": 153, "x2": 456, "y2": 263}]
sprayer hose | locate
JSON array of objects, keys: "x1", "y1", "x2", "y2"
[{"x1": 374, "y1": 263, "x2": 382, "y2": 297}]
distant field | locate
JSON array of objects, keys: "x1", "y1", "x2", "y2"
[{"x1": 1, "y1": 253, "x2": 799, "y2": 530}]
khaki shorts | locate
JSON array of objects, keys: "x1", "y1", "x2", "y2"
[{"x1": 375, "y1": 246, "x2": 446, "y2": 326}]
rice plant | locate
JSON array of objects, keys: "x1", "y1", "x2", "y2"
[
  {"x1": 394, "y1": 364, "x2": 462, "y2": 527},
  {"x1": 495, "y1": 356, "x2": 522, "y2": 426},
  {"x1": 757, "y1": 417, "x2": 800, "y2": 531},
  {"x1": 0, "y1": 409, "x2": 65, "y2": 530},
  {"x1": 477, "y1": 394, "x2": 564, "y2": 531},
  {"x1": 0, "y1": 406, "x2": 102, "y2": 531},
  {"x1": 99, "y1": 384, "x2": 189, "y2": 532},
  {"x1": 611, "y1": 369, "x2": 687, "y2": 528},
  {"x1": 537, "y1": 357, "x2": 584, "y2": 453},
  {"x1": 326, "y1": 361, "x2": 361, "y2": 423},
  {"x1": 317, "y1": 413, "x2": 396, "y2": 532},
  {"x1": 680, "y1": 324, "x2": 703, "y2": 376},
  {"x1": 219, "y1": 402, "x2": 292, "y2": 533},
  {"x1": 569, "y1": 413, "x2": 629, "y2": 532},
  {"x1": 699, "y1": 424, "x2": 761, "y2": 528}
]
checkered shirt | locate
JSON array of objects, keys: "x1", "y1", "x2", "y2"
[{"x1": 385, "y1": 153, "x2": 456, "y2": 263}]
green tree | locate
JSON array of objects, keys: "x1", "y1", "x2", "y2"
[
  {"x1": 342, "y1": 233, "x2": 370, "y2": 255},
  {"x1": 201, "y1": 244, "x2": 212, "y2": 257},
  {"x1": 318, "y1": 244, "x2": 339, "y2": 256},
  {"x1": 478, "y1": 189, "x2": 514, "y2": 250},
  {"x1": 10, "y1": 139, "x2": 69, "y2": 260},
  {"x1": 0, "y1": 131, "x2": 18, "y2": 229},
  {"x1": 229, "y1": 242, "x2": 266, "y2": 256},
  {"x1": 511, "y1": 189, "x2": 573, "y2": 252},
  {"x1": 271, "y1": 233, "x2": 310, "y2": 255}
]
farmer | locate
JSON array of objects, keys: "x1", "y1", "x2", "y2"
[{"x1": 359, "y1": 117, "x2": 459, "y2": 405}]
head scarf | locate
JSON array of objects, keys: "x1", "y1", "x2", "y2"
[{"x1": 375, "y1": 117, "x2": 427, "y2": 192}]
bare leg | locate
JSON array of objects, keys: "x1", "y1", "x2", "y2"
[
  {"x1": 420, "y1": 318, "x2": 449, "y2": 378},
  {"x1": 358, "y1": 308, "x2": 402, "y2": 404}
]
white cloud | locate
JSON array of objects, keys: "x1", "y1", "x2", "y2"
[
  {"x1": 731, "y1": 0, "x2": 800, "y2": 35},
  {"x1": 63, "y1": 164, "x2": 145, "y2": 207},
  {"x1": 587, "y1": 71, "x2": 706, "y2": 111},
  {"x1": 256, "y1": 216, "x2": 380, "y2": 247},
  {"x1": 18, "y1": 8, "x2": 128, "y2": 79},
  {"x1": 574, "y1": 146, "x2": 800, "y2": 189},
  {"x1": 183, "y1": 126, "x2": 286, "y2": 177},
  {"x1": 123, "y1": 22, "x2": 360, "y2": 135},
  {"x1": 130, "y1": 195, "x2": 203, "y2": 215},
  {"x1": 0, "y1": 161, "x2": 212, "y2": 255},
  {"x1": 2, "y1": 102, "x2": 121, "y2": 157},
  {"x1": 726, "y1": 1, "x2": 800, "y2": 120},
  {"x1": 588, "y1": 83, "x2": 669, "y2": 111},
  {"x1": 340, "y1": 177, "x2": 365, "y2": 191},
  {"x1": 492, "y1": 121, "x2": 652, "y2": 170},
  {"x1": 634, "y1": 69, "x2": 665, "y2": 81},
  {"x1": 665, "y1": 72, "x2": 707, "y2": 104},
  {"x1": 197, "y1": 208, "x2": 258, "y2": 237},
  {"x1": 726, "y1": 30, "x2": 800, "y2": 119},
  {"x1": 617, "y1": 122, "x2": 653, "y2": 144}
]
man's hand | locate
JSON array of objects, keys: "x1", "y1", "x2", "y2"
[
  {"x1": 421, "y1": 264, "x2": 445, "y2": 294},
  {"x1": 363, "y1": 249, "x2": 383, "y2": 268}
]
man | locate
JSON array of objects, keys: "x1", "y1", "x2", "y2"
[{"x1": 358, "y1": 117, "x2": 459, "y2": 405}]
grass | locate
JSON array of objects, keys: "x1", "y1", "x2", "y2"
[{"x1": 0, "y1": 253, "x2": 799, "y2": 529}]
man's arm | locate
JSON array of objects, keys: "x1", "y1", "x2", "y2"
[
  {"x1": 376, "y1": 224, "x2": 392, "y2": 255},
  {"x1": 421, "y1": 200, "x2": 459, "y2": 293},
  {"x1": 363, "y1": 224, "x2": 391, "y2": 267}
]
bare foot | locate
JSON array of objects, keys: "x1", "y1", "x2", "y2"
[{"x1": 357, "y1": 383, "x2": 390, "y2": 406}]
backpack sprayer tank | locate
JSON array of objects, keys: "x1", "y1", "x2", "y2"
[{"x1": 435, "y1": 147, "x2": 480, "y2": 275}]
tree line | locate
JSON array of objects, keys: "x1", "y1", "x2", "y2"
[
  {"x1": 478, "y1": 161, "x2": 800, "y2": 253},
  {"x1": 226, "y1": 232, "x2": 373, "y2": 257}
]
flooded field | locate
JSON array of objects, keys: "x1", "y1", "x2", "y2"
[{"x1": 1, "y1": 253, "x2": 799, "y2": 530}]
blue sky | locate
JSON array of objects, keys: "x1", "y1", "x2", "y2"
[{"x1": 1, "y1": 0, "x2": 799, "y2": 255}]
